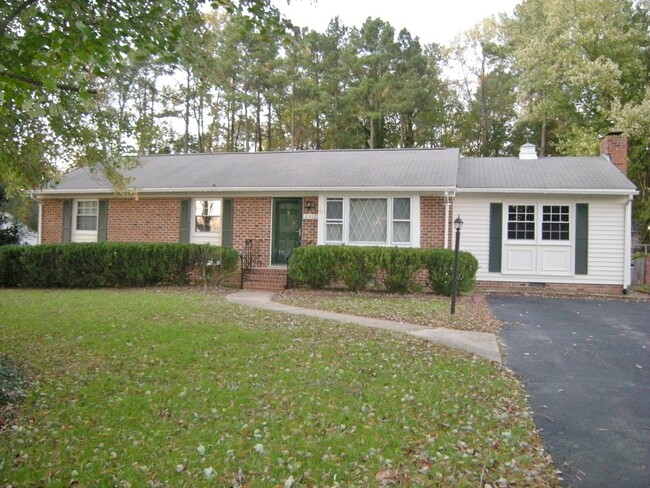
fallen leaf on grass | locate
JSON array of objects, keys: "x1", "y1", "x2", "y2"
[{"x1": 375, "y1": 468, "x2": 399, "y2": 481}]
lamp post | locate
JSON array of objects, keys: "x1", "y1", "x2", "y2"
[{"x1": 450, "y1": 215, "x2": 463, "y2": 315}]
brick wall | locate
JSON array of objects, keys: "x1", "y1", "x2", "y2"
[
  {"x1": 420, "y1": 196, "x2": 447, "y2": 248},
  {"x1": 600, "y1": 131, "x2": 628, "y2": 175},
  {"x1": 232, "y1": 197, "x2": 272, "y2": 267},
  {"x1": 477, "y1": 281, "x2": 624, "y2": 296},
  {"x1": 41, "y1": 200, "x2": 64, "y2": 243},
  {"x1": 301, "y1": 196, "x2": 318, "y2": 246},
  {"x1": 40, "y1": 197, "x2": 183, "y2": 243},
  {"x1": 107, "y1": 198, "x2": 181, "y2": 242}
]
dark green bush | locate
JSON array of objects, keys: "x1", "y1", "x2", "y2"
[
  {"x1": 0, "y1": 243, "x2": 238, "y2": 288},
  {"x1": 0, "y1": 246, "x2": 25, "y2": 287},
  {"x1": 380, "y1": 247, "x2": 423, "y2": 293},
  {"x1": 289, "y1": 245, "x2": 479, "y2": 296},
  {"x1": 334, "y1": 246, "x2": 381, "y2": 292},
  {"x1": 422, "y1": 248, "x2": 479, "y2": 296},
  {"x1": 288, "y1": 245, "x2": 338, "y2": 289}
]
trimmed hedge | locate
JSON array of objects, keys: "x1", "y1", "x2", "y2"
[
  {"x1": 288, "y1": 245, "x2": 479, "y2": 295},
  {"x1": 421, "y1": 248, "x2": 479, "y2": 295},
  {"x1": 380, "y1": 247, "x2": 422, "y2": 293},
  {"x1": 286, "y1": 245, "x2": 338, "y2": 289},
  {"x1": 0, "y1": 243, "x2": 239, "y2": 288}
]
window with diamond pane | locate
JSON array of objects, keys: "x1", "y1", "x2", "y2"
[
  {"x1": 349, "y1": 198, "x2": 387, "y2": 243},
  {"x1": 327, "y1": 199, "x2": 343, "y2": 220},
  {"x1": 392, "y1": 198, "x2": 411, "y2": 243},
  {"x1": 326, "y1": 199, "x2": 343, "y2": 242},
  {"x1": 326, "y1": 223, "x2": 343, "y2": 242},
  {"x1": 393, "y1": 198, "x2": 410, "y2": 220},
  {"x1": 392, "y1": 222, "x2": 410, "y2": 243}
]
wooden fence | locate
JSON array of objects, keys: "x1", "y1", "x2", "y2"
[{"x1": 631, "y1": 255, "x2": 648, "y2": 285}]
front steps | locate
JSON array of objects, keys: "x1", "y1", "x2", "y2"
[{"x1": 242, "y1": 267, "x2": 288, "y2": 292}]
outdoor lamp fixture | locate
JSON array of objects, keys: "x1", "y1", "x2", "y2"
[
  {"x1": 450, "y1": 215, "x2": 463, "y2": 315},
  {"x1": 305, "y1": 200, "x2": 314, "y2": 211}
]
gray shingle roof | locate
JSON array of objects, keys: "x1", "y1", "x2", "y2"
[
  {"x1": 458, "y1": 156, "x2": 637, "y2": 192},
  {"x1": 41, "y1": 149, "x2": 637, "y2": 196},
  {"x1": 50, "y1": 148, "x2": 460, "y2": 193}
]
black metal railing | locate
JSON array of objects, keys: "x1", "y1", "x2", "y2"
[{"x1": 240, "y1": 239, "x2": 253, "y2": 289}]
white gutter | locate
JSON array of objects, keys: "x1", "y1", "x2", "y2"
[
  {"x1": 457, "y1": 188, "x2": 639, "y2": 196},
  {"x1": 444, "y1": 191, "x2": 450, "y2": 249},
  {"x1": 37, "y1": 202, "x2": 43, "y2": 245},
  {"x1": 624, "y1": 195, "x2": 633, "y2": 292},
  {"x1": 34, "y1": 185, "x2": 459, "y2": 197}
]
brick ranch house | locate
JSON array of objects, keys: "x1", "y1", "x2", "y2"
[{"x1": 34, "y1": 132, "x2": 637, "y2": 293}]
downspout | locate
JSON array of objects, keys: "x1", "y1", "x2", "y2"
[
  {"x1": 623, "y1": 195, "x2": 633, "y2": 293},
  {"x1": 444, "y1": 191, "x2": 449, "y2": 249},
  {"x1": 31, "y1": 192, "x2": 42, "y2": 244},
  {"x1": 38, "y1": 201, "x2": 43, "y2": 244}
]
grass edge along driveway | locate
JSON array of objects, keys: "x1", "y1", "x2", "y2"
[{"x1": 0, "y1": 289, "x2": 559, "y2": 487}]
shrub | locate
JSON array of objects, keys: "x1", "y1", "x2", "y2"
[
  {"x1": 0, "y1": 243, "x2": 238, "y2": 288},
  {"x1": 380, "y1": 247, "x2": 422, "y2": 293},
  {"x1": 288, "y1": 245, "x2": 479, "y2": 296},
  {"x1": 334, "y1": 246, "x2": 381, "y2": 292},
  {"x1": 422, "y1": 248, "x2": 478, "y2": 296},
  {"x1": 0, "y1": 246, "x2": 25, "y2": 287},
  {"x1": 190, "y1": 244, "x2": 240, "y2": 287},
  {"x1": 288, "y1": 246, "x2": 338, "y2": 289}
]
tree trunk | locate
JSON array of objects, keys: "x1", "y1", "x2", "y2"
[
  {"x1": 256, "y1": 93, "x2": 262, "y2": 152},
  {"x1": 540, "y1": 119, "x2": 547, "y2": 157},
  {"x1": 184, "y1": 70, "x2": 190, "y2": 154},
  {"x1": 267, "y1": 101, "x2": 272, "y2": 151}
]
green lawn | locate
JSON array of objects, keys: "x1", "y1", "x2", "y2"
[
  {"x1": 275, "y1": 290, "x2": 502, "y2": 333},
  {"x1": 0, "y1": 289, "x2": 557, "y2": 487}
]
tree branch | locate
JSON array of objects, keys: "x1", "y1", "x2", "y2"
[
  {"x1": 1, "y1": 70, "x2": 98, "y2": 94},
  {"x1": 0, "y1": 0, "x2": 40, "y2": 38}
]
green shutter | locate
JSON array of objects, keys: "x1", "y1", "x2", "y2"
[
  {"x1": 575, "y1": 203, "x2": 589, "y2": 275},
  {"x1": 62, "y1": 200, "x2": 72, "y2": 243},
  {"x1": 489, "y1": 203, "x2": 503, "y2": 273},
  {"x1": 97, "y1": 200, "x2": 108, "y2": 242},
  {"x1": 222, "y1": 198, "x2": 233, "y2": 248},
  {"x1": 180, "y1": 199, "x2": 191, "y2": 243}
]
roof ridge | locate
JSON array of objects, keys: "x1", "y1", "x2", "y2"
[{"x1": 140, "y1": 147, "x2": 456, "y2": 158}]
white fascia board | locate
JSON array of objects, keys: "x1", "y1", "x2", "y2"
[
  {"x1": 35, "y1": 186, "x2": 458, "y2": 197},
  {"x1": 457, "y1": 187, "x2": 638, "y2": 196}
]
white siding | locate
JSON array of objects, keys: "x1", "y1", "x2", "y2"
[{"x1": 454, "y1": 194, "x2": 628, "y2": 285}]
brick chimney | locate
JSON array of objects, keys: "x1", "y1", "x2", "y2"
[{"x1": 600, "y1": 131, "x2": 628, "y2": 175}]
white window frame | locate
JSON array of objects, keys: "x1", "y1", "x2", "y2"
[
  {"x1": 541, "y1": 204, "x2": 571, "y2": 241},
  {"x1": 505, "y1": 203, "x2": 572, "y2": 244},
  {"x1": 318, "y1": 195, "x2": 420, "y2": 247},
  {"x1": 190, "y1": 198, "x2": 223, "y2": 245},
  {"x1": 325, "y1": 198, "x2": 344, "y2": 243},
  {"x1": 72, "y1": 199, "x2": 99, "y2": 242},
  {"x1": 502, "y1": 202, "x2": 574, "y2": 276},
  {"x1": 506, "y1": 204, "x2": 535, "y2": 241}
]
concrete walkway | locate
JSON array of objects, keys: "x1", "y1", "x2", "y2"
[{"x1": 225, "y1": 290, "x2": 502, "y2": 363}]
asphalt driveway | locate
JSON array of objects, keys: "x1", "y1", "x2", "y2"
[{"x1": 488, "y1": 296, "x2": 649, "y2": 488}]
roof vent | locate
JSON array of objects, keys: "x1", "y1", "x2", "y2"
[{"x1": 519, "y1": 142, "x2": 538, "y2": 160}]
